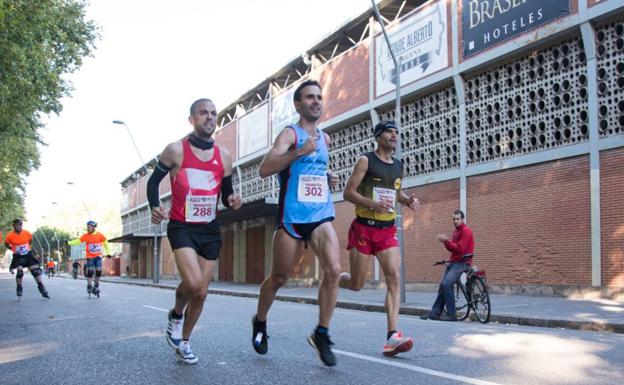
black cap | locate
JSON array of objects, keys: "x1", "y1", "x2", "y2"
[{"x1": 373, "y1": 120, "x2": 399, "y2": 138}]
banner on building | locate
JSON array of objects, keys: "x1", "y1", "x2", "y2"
[
  {"x1": 461, "y1": 0, "x2": 571, "y2": 58},
  {"x1": 238, "y1": 102, "x2": 269, "y2": 158},
  {"x1": 271, "y1": 85, "x2": 299, "y2": 142},
  {"x1": 375, "y1": 0, "x2": 449, "y2": 98}
]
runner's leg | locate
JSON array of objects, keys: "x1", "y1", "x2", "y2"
[{"x1": 256, "y1": 229, "x2": 301, "y2": 321}]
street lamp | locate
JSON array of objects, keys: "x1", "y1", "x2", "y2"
[
  {"x1": 32, "y1": 232, "x2": 46, "y2": 265},
  {"x1": 113, "y1": 119, "x2": 160, "y2": 283}
]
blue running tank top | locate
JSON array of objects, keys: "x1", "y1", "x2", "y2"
[{"x1": 278, "y1": 125, "x2": 335, "y2": 224}]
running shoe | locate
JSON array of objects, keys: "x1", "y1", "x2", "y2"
[
  {"x1": 166, "y1": 309, "x2": 183, "y2": 349},
  {"x1": 308, "y1": 331, "x2": 336, "y2": 367},
  {"x1": 176, "y1": 341, "x2": 198, "y2": 364},
  {"x1": 87, "y1": 284, "x2": 92, "y2": 294},
  {"x1": 382, "y1": 331, "x2": 413, "y2": 356},
  {"x1": 251, "y1": 315, "x2": 268, "y2": 354},
  {"x1": 16, "y1": 285, "x2": 23, "y2": 297}
]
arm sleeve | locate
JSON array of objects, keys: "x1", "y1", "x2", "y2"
[
  {"x1": 220, "y1": 175, "x2": 234, "y2": 207},
  {"x1": 67, "y1": 238, "x2": 81, "y2": 246},
  {"x1": 147, "y1": 161, "x2": 171, "y2": 208},
  {"x1": 443, "y1": 228, "x2": 472, "y2": 255}
]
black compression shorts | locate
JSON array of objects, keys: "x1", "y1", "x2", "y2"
[{"x1": 167, "y1": 220, "x2": 222, "y2": 260}]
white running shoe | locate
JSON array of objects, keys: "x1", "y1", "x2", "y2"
[
  {"x1": 176, "y1": 340, "x2": 198, "y2": 364},
  {"x1": 339, "y1": 272, "x2": 351, "y2": 282},
  {"x1": 383, "y1": 331, "x2": 414, "y2": 356},
  {"x1": 166, "y1": 309, "x2": 183, "y2": 349}
]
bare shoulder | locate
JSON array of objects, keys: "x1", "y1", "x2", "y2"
[{"x1": 160, "y1": 141, "x2": 183, "y2": 167}]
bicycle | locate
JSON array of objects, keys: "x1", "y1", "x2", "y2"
[{"x1": 434, "y1": 260, "x2": 491, "y2": 323}]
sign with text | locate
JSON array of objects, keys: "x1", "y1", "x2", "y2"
[
  {"x1": 238, "y1": 102, "x2": 269, "y2": 158},
  {"x1": 375, "y1": 0, "x2": 449, "y2": 98},
  {"x1": 271, "y1": 85, "x2": 299, "y2": 142},
  {"x1": 461, "y1": 0, "x2": 571, "y2": 58}
]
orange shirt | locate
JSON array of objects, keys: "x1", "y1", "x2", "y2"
[
  {"x1": 47, "y1": 261, "x2": 55, "y2": 268},
  {"x1": 79, "y1": 232, "x2": 107, "y2": 258},
  {"x1": 5, "y1": 230, "x2": 33, "y2": 255}
]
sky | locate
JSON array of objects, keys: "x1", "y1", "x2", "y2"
[{"x1": 24, "y1": 0, "x2": 374, "y2": 234}]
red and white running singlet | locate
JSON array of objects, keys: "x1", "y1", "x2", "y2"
[{"x1": 169, "y1": 139, "x2": 224, "y2": 223}]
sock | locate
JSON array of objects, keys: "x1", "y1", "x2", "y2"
[
  {"x1": 254, "y1": 315, "x2": 267, "y2": 327},
  {"x1": 316, "y1": 325, "x2": 328, "y2": 335},
  {"x1": 387, "y1": 330, "x2": 397, "y2": 340}
]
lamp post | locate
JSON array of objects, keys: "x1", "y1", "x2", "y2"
[
  {"x1": 113, "y1": 119, "x2": 160, "y2": 283},
  {"x1": 371, "y1": 0, "x2": 406, "y2": 303},
  {"x1": 32, "y1": 232, "x2": 46, "y2": 266}
]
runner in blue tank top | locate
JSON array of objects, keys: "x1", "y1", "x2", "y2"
[{"x1": 251, "y1": 80, "x2": 342, "y2": 367}]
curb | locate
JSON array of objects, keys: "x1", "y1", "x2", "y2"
[{"x1": 59, "y1": 275, "x2": 624, "y2": 334}]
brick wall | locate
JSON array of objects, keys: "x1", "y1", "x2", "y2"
[
  {"x1": 468, "y1": 156, "x2": 591, "y2": 286},
  {"x1": 315, "y1": 42, "x2": 369, "y2": 124},
  {"x1": 600, "y1": 147, "x2": 624, "y2": 288},
  {"x1": 403, "y1": 180, "x2": 461, "y2": 283}
]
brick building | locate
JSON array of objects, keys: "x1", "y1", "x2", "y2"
[{"x1": 112, "y1": 0, "x2": 624, "y2": 293}]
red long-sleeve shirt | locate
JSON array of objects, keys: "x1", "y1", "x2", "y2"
[{"x1": 443, "y1": 223, "x2": 474, "y2": 264}]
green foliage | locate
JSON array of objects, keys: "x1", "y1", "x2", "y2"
[
  {"x1": 33, "y1": 225, "x2": 72, "y2": 260},
  {"x1": 0, "y1": 0, "x2": 98, "y2": 227}
]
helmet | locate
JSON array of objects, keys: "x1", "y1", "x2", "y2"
[{"x1": 86, "y1": 220, "x2": 97, "y2": 227}]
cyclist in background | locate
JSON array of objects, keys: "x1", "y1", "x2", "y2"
[{"x1": 421, "y1": 209, "x2": 474, "y2": 321}]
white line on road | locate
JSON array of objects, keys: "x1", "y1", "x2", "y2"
[
  {"x1": 334, "y1": 349, "x2": 506, "y2": 385},
  {"x1": 142, "y1": 305, "x2": 168, "y2": 312}
]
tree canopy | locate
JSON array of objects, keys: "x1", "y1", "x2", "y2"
[{"x1": 0, "y1": 0, "x2": 98, "y2": 228}]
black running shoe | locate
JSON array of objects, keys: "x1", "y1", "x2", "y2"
[
  {"x1": 38, "y1": 284, "x2": 50, "y2": 299},
  {"x1": 87, "y1": 284, "x2": 92, "y2": 294},
  {"x1": 252, "y1": 316, "x2": 268, "y2": 354},
  {"x1": 308, "y1": 331, "x2": 336, "y2": 367},
  {"x1": 16, "y1": 285, "x2": 23, "y2": 297}
]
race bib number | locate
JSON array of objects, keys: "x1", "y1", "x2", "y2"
[
  {"x1": 373, "y1": 187, "x2": 396, "y2": 211},
  {"x1": 297, "y1": 175, "x2": 328, "y2": 203},
  {"x1": 185, "y1": 194, "x2": 217, "y2": 222},
  {"x1": 88, "y1": 243, "x2": 102, "y2": 254},
  {"x1": 15, "y1": 244, "x2": 30, "y2": 255}
]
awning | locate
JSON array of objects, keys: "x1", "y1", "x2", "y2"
[
  {"x1": 108, "y1": 233, "x2": 165, "y2": 243},
  {"x1": 217, "y1": 198, "x2": 278, "y2": 225}
]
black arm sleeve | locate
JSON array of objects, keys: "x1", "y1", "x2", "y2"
[
  {"x1": 147, "y1": 161, "x2": 171, "y2": 208},
  {"x1": 221, "y1": 175, "x2": 234, "y2": 207}
]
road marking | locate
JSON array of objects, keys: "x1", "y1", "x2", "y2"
[
  {"x1": 334, "y1": 349, "x2": 505, "y2": 385},
  {"x1": 142, "y1": 305, "x2": 168, "y2": 312}
]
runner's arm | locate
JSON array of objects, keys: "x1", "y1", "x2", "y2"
[{"x1": 344, "y1": 156, "x2": 388, "y2": 213}]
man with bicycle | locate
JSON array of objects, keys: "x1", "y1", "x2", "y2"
[{"x1": 421, "y1": 209, "x2": 474, "y2": 321}]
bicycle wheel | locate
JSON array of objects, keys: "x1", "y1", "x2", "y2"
[
  {"x1": 470, "y1": 277, "x2": 491, "y2": 323},
  {"x1": 453, "y1": 282, "x2": 470, "y2": 321}
]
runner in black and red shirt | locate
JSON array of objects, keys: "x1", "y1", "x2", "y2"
[{"x1": 148, "y1": 98, "x2": 242, "y2": 364}]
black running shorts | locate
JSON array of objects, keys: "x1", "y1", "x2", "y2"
[
  {"x1": 167, "y1": 220, "x2": 222, "y2": 260},
  {"x1": 10, "y1": 252, "x2": 40, "y2": 269}
]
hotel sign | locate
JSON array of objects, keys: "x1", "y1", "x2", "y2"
[{"x1": 462, "y1": 0, "x2": 570, "y2": 58}]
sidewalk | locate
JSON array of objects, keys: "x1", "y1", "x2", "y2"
[{"x1": 61, "y1": 274, "x2": 624, "y2": 334}]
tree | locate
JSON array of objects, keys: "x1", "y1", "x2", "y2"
[{"x1": 0, "y1": 0, "x2": 98, "y2": 228}]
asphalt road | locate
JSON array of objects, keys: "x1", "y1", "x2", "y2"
[{"x1": 1, "y1": 271, "x2": 623, "y2": 385}]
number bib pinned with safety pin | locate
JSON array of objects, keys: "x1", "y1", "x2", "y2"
[
  {"x1": 185, "y1": 194, "x2": 217, "y2": 223},
  {"x1": 297, "y1": 175, "x2": 328, "y2": 203}
]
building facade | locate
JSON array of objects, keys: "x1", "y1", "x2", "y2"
[{"x1": 114, "y1": 0, "x2": 624, "y2": 292}]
